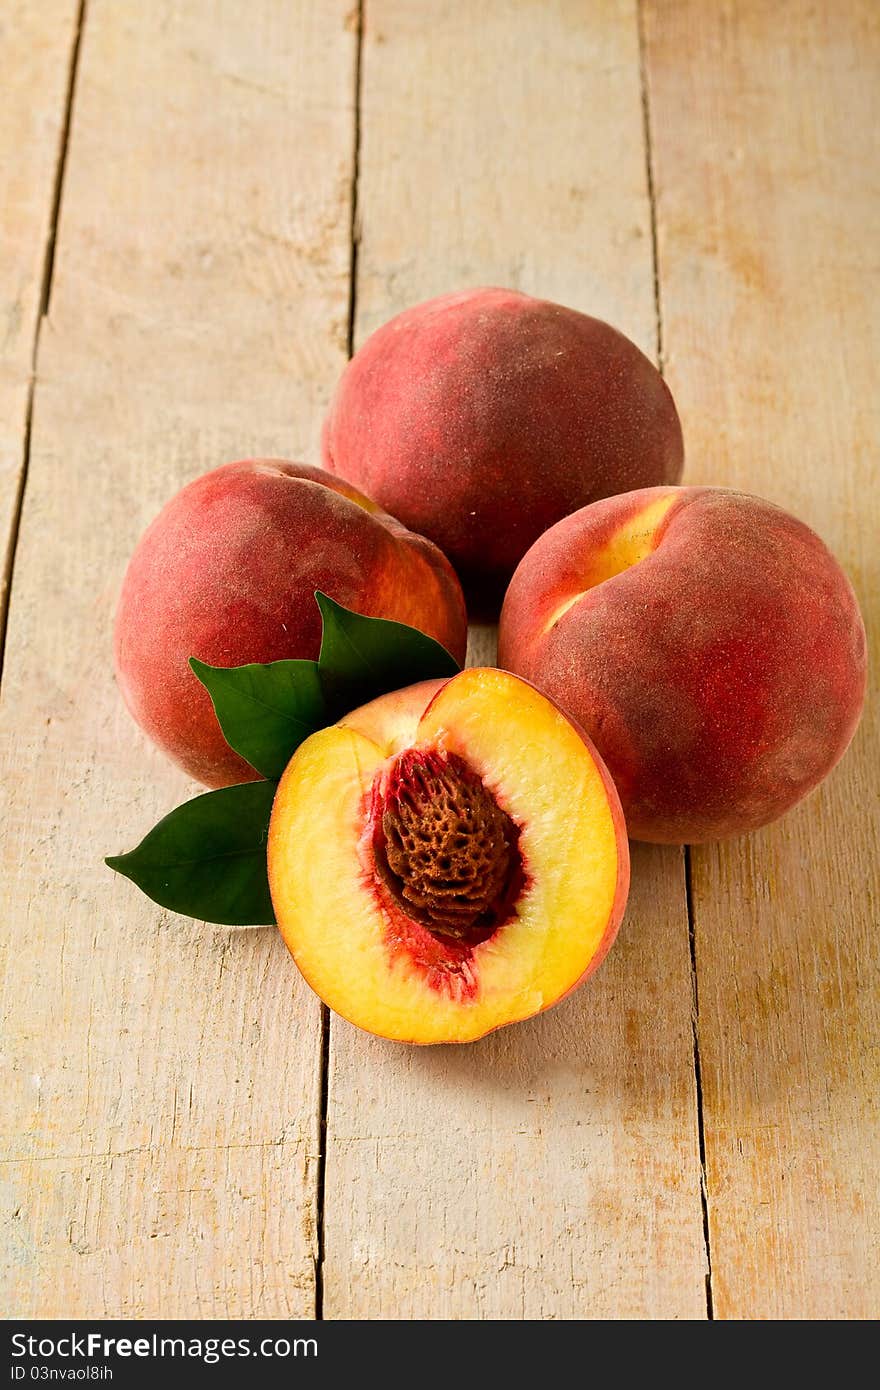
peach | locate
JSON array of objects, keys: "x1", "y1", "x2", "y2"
[
  {"x1": 114, "y1": 460, "x2": 467, "y2": 787},
  {"x1": 499, "y1": 487, "x2": 867, "y2": 843},
  {"x1": 321, "y1": 287, "x2": 684, "y2": 608},
  {"x1": 268, "y1": 668, "x2": 629, "y2": 1043}
]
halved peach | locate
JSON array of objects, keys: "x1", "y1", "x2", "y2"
[{"x1": 267, "y1": 668, "x2": 629, "y2": 1044}]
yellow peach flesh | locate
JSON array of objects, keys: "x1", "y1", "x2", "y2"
[{"x1": 268, "y1": 668, "x2": 628, "y2": 1044}]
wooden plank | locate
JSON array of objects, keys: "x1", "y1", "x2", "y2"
[
  {"x1": 2, "y1": 1145, "x2": 314, "y2": 1318},
  {"x1": 645, "y1": 0, "x2": 880, "y2": 1318},
  {"x1": 0, "y1": 0, "x2": 357, "y2": 1316},
  {"x1": 0, "y1": 0, "x2": 82, "y2": 630},
  {"x1": 323, "y1": 0, "x2": 708, "y2": 1319}
]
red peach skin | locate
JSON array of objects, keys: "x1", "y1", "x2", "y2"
[
  {"x1": 114, "y1": 460, "x2": 467, "y2": 787},
  {"x1": 499, "y1": 486, "x2": 867, "y2": 843},
  {"x1": 322, "y1": 287, "x2": 684, "y2": 610}
]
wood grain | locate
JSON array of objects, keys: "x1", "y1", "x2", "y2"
[
  {"x1": 0, "y1": 0, "x2": 357, "y2": 1316},
  {"x1": 0, "y1": 0, "x2": 82, "y2": 631},
  {"x1": 645, "y1": 0, "x2": 880, "y2": 1318},
  {"x1": 322, "y1": 0, "x2": 708, "y2": 1319}
]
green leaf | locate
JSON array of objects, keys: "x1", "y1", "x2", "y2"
[
  {"x1": 316, "y1": 591, "x2": 460, "y2": 713},
  {"x1": 190, "y1": 598, "x2": 459, "y2": 784},
  {"x1": 108, "y1": 596, "x2": 461, "y2": 926},
  {"x1": 106, "y1": 781, "x2": 277, "y2": 926},
  {"x1": 190, "y1": 656, "x2": 325, "y2": 780}
]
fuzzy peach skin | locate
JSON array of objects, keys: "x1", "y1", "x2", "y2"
[
  {"x1": 114, "y1": 460, "x2": 467, "y2": 787},
  {"x1": 498, "y1": 487, "x2": 867, "y2": 843},
  {"x1": 268, "y1": 669, "x2": 630, "y2": 1043},
  {"x1": 321, "y1": 288, "x2": 684, "y2": 610}
]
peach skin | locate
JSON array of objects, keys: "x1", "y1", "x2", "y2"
[
  {"x1": 114, "y1": 460, "x2": 467, "y2": 787},
  {"x1": 322, "y1": 287, "x2": 684, "y2": 611},
  {"x1": 498, "y1": 487, "x2": 867, "y2": 843}
]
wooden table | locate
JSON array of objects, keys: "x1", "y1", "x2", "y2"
[{"x1": 1, "y1": 0, "x2": 877, "y2": 1321}]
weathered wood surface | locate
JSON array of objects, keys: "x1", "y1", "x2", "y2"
[
  {"x1": 0, "y1": 0, "x2": 82, "y2": 636},
  {"x1": 645, "y1": 0, "x2": 880, "y2": 1319},
  {"x1": 321, "y1": 0, "x2": 707, "y2": 1320},
  {"x1": 2, "y1": 0, "x2": 876, "y2": 1322},
  {"x1": 0, "y1": 0, "x2": 357, "y2": 1316}
]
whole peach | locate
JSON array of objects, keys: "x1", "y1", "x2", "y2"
[
  {"x1": 321, "y1": 288, "x2": 684, "y2": 610},
  {"x1": 498, "y1": 487, "x2": 867, "y2": 842},
  {"x1": 114, "y1": 460, "x2": 467, "y2": 787}
]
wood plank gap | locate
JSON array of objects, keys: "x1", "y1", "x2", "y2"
[
  {"x1": 0, "y1": 0, "x2": 87, "y2": 684},
  {"x1": 638, "y1": 0, "x2": 718, "y2": 1321},
  {"x1": 636, "y1": 0, "x2": 663, "y2": 372},
  {"x1": 685, "y1": 844, "x2": 714, "y2": 1319},
  {"x1": 316, "y1": 0, "x2": 364, "y2": 1318},
  {"x1": 38, "y1": 0, "x2": 88, "y2": 320},
  {"x1": 345, "y1": 0, "x2": 365, "y2": 358},
  {"x1": 641, "y1": 0, "x2": 710, "y2": 1312},
  {"x1": 314, "y1": 1005, "x2": 331, "y2": 1319}
]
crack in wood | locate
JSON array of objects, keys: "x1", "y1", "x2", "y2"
[
  {"x1": 686, "y1": 844, "x2": 715, "y2": 1319},
  {"x1": 636, "y1": 0, "x2": 664, "y2": 374},
  {"x1": 0, "y1": 0, "x2": 88, "y2": 685},
  {"x1": 638, "y1": 0, "x2": 712, "y2": 1320},
  {"x1": 315, "y1": 0, "x2": 365, "y2": 1322}
]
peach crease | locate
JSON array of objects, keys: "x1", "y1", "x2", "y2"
[{"x1": 543, "y1": 492, "x2": 678, "y2": 632}]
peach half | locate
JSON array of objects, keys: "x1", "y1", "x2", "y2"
[{"x1": 267, "y1": 668, "x2": 629, "y2": 1043}]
